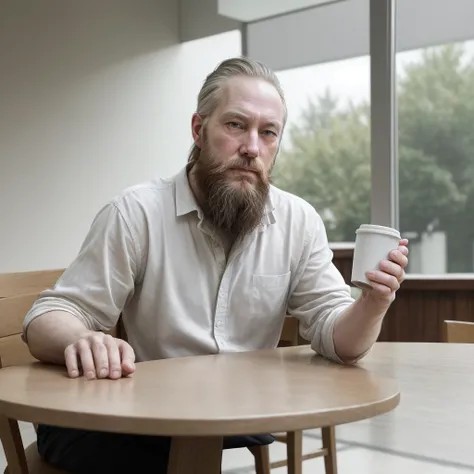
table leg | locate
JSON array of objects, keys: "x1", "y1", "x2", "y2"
[
  {"x1": 287, "y1": 430, "x2": 303, "y2": 474},
  {"x1": 167, "y1": 436, "x2": 223, "y2": 474},
  {"x1": 0, "y1": 415, "x2": 29, "y2": 474}
]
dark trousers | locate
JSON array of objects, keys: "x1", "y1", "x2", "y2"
[{"x1": 37, "y1": 424, "x2": 274, "y2": 474}]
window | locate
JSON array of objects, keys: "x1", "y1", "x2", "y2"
[
  {"x1": 397, "y1": 40, "x2": 474, "y2": 273},
  {"x1": 273, "y1": 57, "x2": 371, "y2": 244},
  {"x1": 271, "y1": 39, "x2": 474, "y2": 273}
]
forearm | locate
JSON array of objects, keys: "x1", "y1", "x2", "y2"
[
  {"x1": 332, "y1": 292, "x2": 389, "y2": 363},
  {"x1": 25, "y1": 311, "x2": 94, "y2": 365}
]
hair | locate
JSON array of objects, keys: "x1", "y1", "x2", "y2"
[{"x1": 187, "y1": 56, "x2": 287, "y2": 166}]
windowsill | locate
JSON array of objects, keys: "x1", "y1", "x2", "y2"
[
  {"x1": 401, "y1": 274, "x2": 474, "y2": 291},
  {"x1": 330, "y1": 243, "x2": 474, "y2": 289}
]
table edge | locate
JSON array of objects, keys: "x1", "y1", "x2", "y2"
[{"x1": 0, "y1": 390, "x2": 400, "y2": 436}]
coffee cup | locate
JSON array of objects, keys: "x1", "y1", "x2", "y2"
[{"x1": 351, "y1": 224, "x2": 401, "y2": 290}]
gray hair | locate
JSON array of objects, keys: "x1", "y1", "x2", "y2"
[{"x1": 187, "y1": 56, "x2": 287, "y2": 165}]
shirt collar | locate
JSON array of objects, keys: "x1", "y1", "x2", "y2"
[
  {"x1": 174, "y1": 165, "x2": 276, "y2": 226},
  {"x1": 261, "y1": 188, "x2": 276, "y2": 227},
  {"x1": 175, "y1": 166, "x2": 200, "y2": 218}
]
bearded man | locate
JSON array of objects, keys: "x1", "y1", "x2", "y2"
[{"x1": 22, "y1": 57, "x2": 408, "y2": 473}]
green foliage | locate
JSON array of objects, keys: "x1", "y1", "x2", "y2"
[{"x1": 272, "y1": 43, "x2": 474, "y2": 271}]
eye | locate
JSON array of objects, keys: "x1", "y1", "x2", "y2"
[
  {"x1": 262, "y1": 129, "x2": 278, "y2": 137},
  {"x1": 228, "y1": 121, "x2": 244, "y2": 129}
]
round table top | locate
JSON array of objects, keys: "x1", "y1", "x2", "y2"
[{"x1": 0, "y1": 345, "x2": 399, "y2": 436}]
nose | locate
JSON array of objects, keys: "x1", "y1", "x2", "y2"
[{"x1": 240, "y1": 130, "x2": 259, "y2": 158}]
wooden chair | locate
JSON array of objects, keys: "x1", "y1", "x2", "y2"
[
  {"x1": 0, "y1": 292, "x2": 66, "y2": 474},
  {"x1": 0, "y1": 269, "x2": 83, "y2": 473},
  {"x1": 272, "y1": 317, "x2": 337, "y2": 474},
  {"x1": 443, "y1": 320, "x2": 474, "y2": 343}
]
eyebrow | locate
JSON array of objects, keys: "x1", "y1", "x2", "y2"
[{"x1": 222, "y1": 110, "x2": 282, "y2": 130}]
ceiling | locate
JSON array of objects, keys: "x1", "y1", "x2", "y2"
[{"x1": 217, "y1": 0, "x2": 342, "y2": 22}]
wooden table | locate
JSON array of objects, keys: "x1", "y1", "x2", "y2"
[{"x1": 0, "y1": 346, "x2": 400, "y2": 474}]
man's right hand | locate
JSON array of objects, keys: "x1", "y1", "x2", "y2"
[{"x1": 64, "y1": 332, "x2": 135, "y2": 380}]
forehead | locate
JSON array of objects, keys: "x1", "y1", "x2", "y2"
[{"x1": 215, "y1": 76, "x2": 285, "y2": 124}]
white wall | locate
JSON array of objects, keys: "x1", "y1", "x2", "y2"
[
  {"x1": 218, "y1": 0, "x2": 336, "y2": 22},
  {"x1": 0, "y1": 0, "x2": 241, "y2": 273}
]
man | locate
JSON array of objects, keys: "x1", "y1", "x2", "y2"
[{"x1": 23, "y1": 57, "x2": 408, "y2": 473}]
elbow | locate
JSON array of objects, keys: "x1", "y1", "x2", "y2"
[
  {"x1": 332, "y1": 343, "x2": 374, "y2": 365},
  {"x1": 23, "y1": 318, "x2": 47, "y2": 362},
  {"x1": 333, "y1": 350, "x2": 366, "y2": 365},
  {"x1": 311, "y1": 340, "x2": 369, "y2": 365},
  {"x1": 310, "y1": 308, "x2": 372, "y2": 365}
]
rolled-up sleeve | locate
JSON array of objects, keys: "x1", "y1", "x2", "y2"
[
  {"x1": 22, "y1": 201, "x2": 140, "y2": 341},
  {"x1": 288, "y1": 211, "x2": 354, "y2": 363}
]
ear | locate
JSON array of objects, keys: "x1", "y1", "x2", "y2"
[{"x1": 191, "y1": 113, "x2": 204, "y2": 148}]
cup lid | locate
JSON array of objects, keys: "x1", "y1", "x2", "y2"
[{"x1": 356, "y1": 224, "x2": 401, "y2": 239}]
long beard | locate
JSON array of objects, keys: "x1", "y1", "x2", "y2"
[{"x1": 193, "y1": 149, "x2": 271, "y2": 239}]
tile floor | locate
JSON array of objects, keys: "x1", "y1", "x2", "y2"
[{"x1": 2, "y1": 419, "x2": 473, "y2": 473}]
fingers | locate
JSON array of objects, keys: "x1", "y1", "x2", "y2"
[
  {"x1": 366, "y1": 269, "x2": 400, "y2": 293},
  {"x1": 78, "y1": 338, "x2": 97, "y2": 380},
  {"x1": 64, "y1": 334, "x2": 134, "y2": 380},
  {"x1": 119, "y1": 341, "x2": 136, "y2": 376},
  {"x1": 64, "y1": 344, "x2": 80, "y2": 378},
  {"x1": 105, "y1": 335, "x2": 122, "y2": 379},
  {"x1": 363, "y1": 238, "x2": 409, "y2": 301},
  {"x1": 91, "y1": 337, "x2": 110, "y2": 379},
  {"x1": 379, "y1": 259, "x2": 405, "y2": 283},
  {"x1": 366, "y1": 254, "x2": 406, "y2": 293},
  {"x1": 389, "y1": 248, "x2": 409, "y2": 267}
]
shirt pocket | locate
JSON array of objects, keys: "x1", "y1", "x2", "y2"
[{"x1": 251, "y1": 272, "x2": 292, "y2": 317}]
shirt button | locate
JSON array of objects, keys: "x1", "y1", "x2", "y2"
[{"x1": 215, "y1": 320, "x2": 223, "y2": 328}]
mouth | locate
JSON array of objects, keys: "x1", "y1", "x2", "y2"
[{"x1": 229, "y1": 168, "x2": 259, "y2": 177}]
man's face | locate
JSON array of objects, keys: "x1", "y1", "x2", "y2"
[{"x1": 190, "y1": 76, "x2": 285, "y2": 238}]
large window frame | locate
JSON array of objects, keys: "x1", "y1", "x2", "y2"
[{"x1": 241, "y1": 0, "x2": 399, "y2": 229}]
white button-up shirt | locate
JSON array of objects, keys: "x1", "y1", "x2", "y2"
[{"x1": 23, "y1": 167, "x2": 354, "y2": 363}]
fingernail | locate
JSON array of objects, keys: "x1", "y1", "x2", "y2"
[
  {"x1": 70, "y1": 370, "x2": 78, "y2": 377},
  {"x1": 112, "y1": 370, "x2": 121, "y2": 378},
  {"x1": 100, "y1": 369, "x2": 107, "y2": 378},
  {"x1": 86, "y1": 371, "x2": 95, "y2": 380}
]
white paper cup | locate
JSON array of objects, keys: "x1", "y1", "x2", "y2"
[{"x1": 351, "y1": 224, "x2": 401, "y2": 290}]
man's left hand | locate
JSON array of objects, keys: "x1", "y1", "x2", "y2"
[{"x1": 363, "y1": 239, "x2": 409, "y2": 308}]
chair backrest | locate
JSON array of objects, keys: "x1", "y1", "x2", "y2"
[
  {"x1": 0, "y1": 269, "x2": 64, "y2": 369},
  {"x1": 0, "y1": 268, "x2": 64, "y2": 298},
  {"x1": 444, "y1": 320, "x2": 474, "y2": 343},
  {"x1": 0, "y1": 293, "x2": 41, "y2": 368},
  {"x1": 279, "y1": 316, "x2": 300, "y2": 347},
  {"x1": 0, "y1": 281, "x2": 65, "y2": 472}
]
